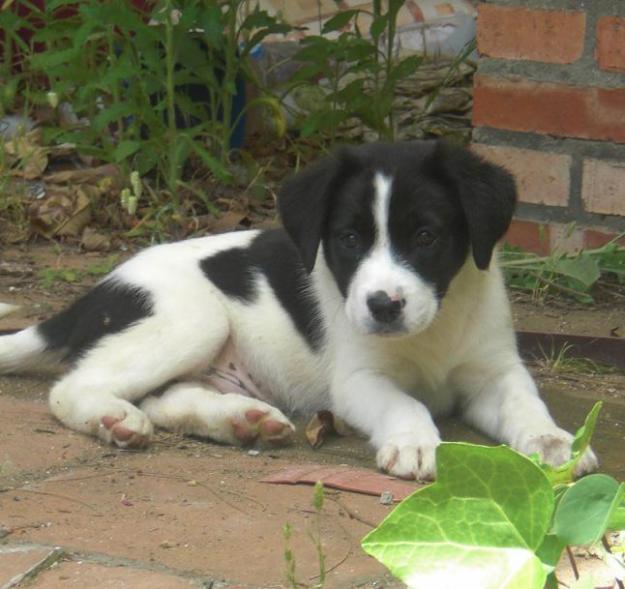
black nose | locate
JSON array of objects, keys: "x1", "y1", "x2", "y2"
[{"x1": 366, "y1": 291, "x2": 404, "y2": 323}]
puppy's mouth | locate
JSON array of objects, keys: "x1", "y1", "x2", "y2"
[{"x1": 363, "y1": 319, "x2": 409, "y2": 337}]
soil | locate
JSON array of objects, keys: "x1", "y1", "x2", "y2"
[{"x1": 1, "y1": 242, "x2": 624, "y2": 588}]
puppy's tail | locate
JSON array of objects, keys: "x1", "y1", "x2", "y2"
[
  {"x1": 0, "y1": 280, "x2": 153, "y2": 374},
  {"x1": 0, "y1": 303, "x2": 54, "y2": 373}
]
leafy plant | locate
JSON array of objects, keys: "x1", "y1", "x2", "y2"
[
  {"x1": 8, "y1": 0, "x2": 290, "y2": 209},
  {"x1": 362, "y1": 402, "x2": 625, "y2": 589},
  {"x1": 501, "y1": 234, "x2": 625, "y2": 303},
  {"x1": 289, "y1": 0, "x2": 423, "y2": 142}
]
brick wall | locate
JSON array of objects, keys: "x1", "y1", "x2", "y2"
[{"x1": 473, "y1": 0, "x2": 625, "y2": 253}]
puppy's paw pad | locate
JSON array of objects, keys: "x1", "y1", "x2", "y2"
[
  {"x1": 99, "y1": 405, "x2": 153, "y2": 449},
  {"x1": 258, "y1": 418, "x2": 294, "y2": 444},
  {"x1": 377, "y1": 437, "x2": 439, "y2": 481},
  {"x1": 229, "y1": 402, "x2": 294, "y2": 447}
]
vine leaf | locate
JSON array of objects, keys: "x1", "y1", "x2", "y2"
[
  {"x1": 553, "y1": 474, "x2": 625, "y2": 545},
  {"x1": 362, "y1": 443, "x2": 554, "y2": 589}
]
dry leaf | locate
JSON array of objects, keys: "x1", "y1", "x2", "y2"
[
  {"x1": 3, "y1": 128, "x2": 49, "y2": 180},
  {"x1": 205, "y1": 210, "x2": 248, "y2": 233},
  {"x1": 81, "y1": 226, "x2": 112, "y2": 251},
  {"x1": 305, "y1": 410, "x2": 350, "y2": 449},
  {"x1": 44, "y1": 164, "x2": 121, "y2": 185},
  {"x1": 29, "y1": 187, "x2": 92, "y2": 238}
]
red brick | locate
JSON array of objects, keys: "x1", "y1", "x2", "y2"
[
  {"x1": 477, "y1": 4, "x2": 585, "y2": 64},
  {"x1": 504, "y1": 220, "x2": 550, "y2": 255},
  {"x1": 584, "y1": 229, "x2": 625, "y2": 249},
  {"x1": 473, "y1": 75, "x2": 625, "y2": 144},
  {"x1": 472, "y1": 144, "x2": 571, "y2": 206},
  {"x1": 581, "y1": 158, "x2": 625, "y2": 216},
  {"x1": 596, "y1": 16, "x2": 625, "y2": 73}
]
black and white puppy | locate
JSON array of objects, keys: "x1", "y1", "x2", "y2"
[{"x1": 0, "y1": 141, "x2": 597, "y2": 480}]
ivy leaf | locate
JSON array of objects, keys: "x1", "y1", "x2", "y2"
[
  {"x1": 362, "y1": 444, "x2": 553, "y2": 589},
  {"x1": 553, "y1": 474, "x2": 625, "y2": 545},
  {"x1": 540, "y1": 401, "x2": 602, "y2": 486}
]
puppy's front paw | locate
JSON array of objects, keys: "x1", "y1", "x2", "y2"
[
  {"x1": 376, "y1": 433, "x2": 440, "y2": 481},
  {"x1": 517, "y1": 429, "x2": 598, "y2": 477}
]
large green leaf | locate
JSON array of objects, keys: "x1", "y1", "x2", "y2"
[
  {"x1": 551, "y1": 254, "x2": 600, "y2": 289},
  {"x1": 362, "y1": 444, "x2": 553, "y2": 589},
  {"x1": 553, "y1": 474, "x2": 625, "y2": 545}
]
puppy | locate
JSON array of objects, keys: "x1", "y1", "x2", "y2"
[{"x1": 0, "y1": 140, "x2": 597, "y2": 480}]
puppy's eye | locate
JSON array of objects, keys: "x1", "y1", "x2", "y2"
[
  {"x1": 339, "y1": 231, "x2": 360, "y2": 250},
  {"x1": 414, "y1": 230, "x2": 437, "y2": 248}
]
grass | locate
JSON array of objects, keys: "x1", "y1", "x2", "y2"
[
  {"x1": 535, "y1": 342, "x2": 619, "y2": 376},
  {"x1": 38, "y1": 256, "x2": 119, "y2": 289},
  {"x1": 500, "y1": 233, "x2": 625, "y2": 303}
]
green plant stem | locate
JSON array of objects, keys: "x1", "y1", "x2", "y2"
[
  {"x1": 164, "y1": 0, "x2": 179, "y2": 207},
  {"x1": 219, "y1": 1, "x2": 239, "y2": 162},
  {"x1": 501, "y1": 238, "x2": 625, "y2": 268},
  {"x1": 384, "y1": 2, "x2": 396, "y2": 139}
]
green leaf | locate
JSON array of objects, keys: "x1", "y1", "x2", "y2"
[
  {"x1": 551, "y1": 254, "x2": 600, "y2": 289},
  {"x1": 322, "y1": 10, "x2": 358, "y2": 34},
  {"x1": 362, "y1": 444, "x2": 553, "y2": 589},
  {"x1": 553, "y1": 474, "x2": 625, "y2": 545},
  {"x1": 190, "y1": 141, "x2": 233, "y2": 184},
  {"x1": 369, "y1": 15, "x2": 387, "y2": 39},
  {"x1": 572, "y1": 401, "x2": 602, "y2": 456},
  {"x1": 541, "y1": 401, "x2": 602, "y2": 485},
  {"x1": 536, "y1": 533, "x2": 566, "y2": 569},
  {"x1": 608, "y1": 501, "x2": 625, "y2": 531},
  {"x1": 113, "y1": 140, "x2": 142, "y2": 163}
]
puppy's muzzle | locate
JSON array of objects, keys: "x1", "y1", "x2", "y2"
[{"x1": 366, "y1": 290, "x2": 406, "y2": 324}]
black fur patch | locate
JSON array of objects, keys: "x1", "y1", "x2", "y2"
[
  {"x1": 200, "y1": 248, "x2": 255, "y2": 300},
  {"x1": 38, "y1": 280, "x2": 153, "y2": 361},
  {"x1": 200, "y1": 230, "x2": 324, "y2": 350}
]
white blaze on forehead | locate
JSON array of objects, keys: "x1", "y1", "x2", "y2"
[{"x1": 373, "y1": 172, "x2": 393, "y2": 248}]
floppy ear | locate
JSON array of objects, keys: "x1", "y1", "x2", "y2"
[
  {"x1": 431, "y1": 141, "x2": 517, "y2": 270},
  {"x1": 278, "y1": 150, "x2": 355, "y2": 273}
]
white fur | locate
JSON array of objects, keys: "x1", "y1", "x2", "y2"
[{"x1": 0, "y1": 176, "x2": 597, "y2": 478}]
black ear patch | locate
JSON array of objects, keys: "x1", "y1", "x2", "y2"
[
  {"x1": 430, "y1": 141, "x2": 517, "y2": 270},
  {"x1": 278, "y1": 150, "x2": 358, "y2": 273}
]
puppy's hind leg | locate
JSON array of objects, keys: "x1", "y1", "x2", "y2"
[
  {"x1": 49, "y1": 307, "x2": 231, "y2": 448},
  {"x1": 141, "y1": 382, "x2": 295, "y2": 446}
]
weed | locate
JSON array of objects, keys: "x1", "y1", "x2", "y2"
[
  {"x1": 288, "y1": 0, "x2": 423, "y2": 142},
  {"x1": 536, "y1": 342, "x2": 617, "y2": 376},
  {"x1": 38, "y1": 255, "x2": 119, "y2": 289},
  {"x1": 501, "y1": 234, "x2": 625, "y2": 303},
  {"x1": 283, "y1": 481, "x2": 328, "y2": 589},
  {"x1": 3, "y1": 0, "x2": 291, "y2": 212}
]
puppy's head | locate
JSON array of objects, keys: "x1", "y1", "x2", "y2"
[{"x1": 278, "y1": 140, "x2": 516, "y2": 337}]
